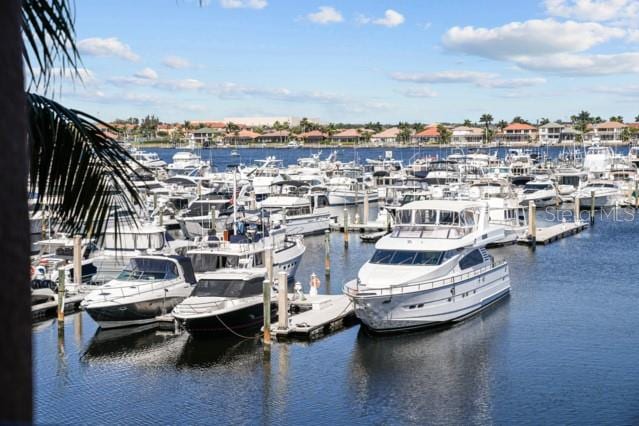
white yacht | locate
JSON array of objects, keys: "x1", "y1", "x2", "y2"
[
  {"x1": 167, "y1": 151, "x2": 210, "y2": 177},
  {"x1": 260, "y1": 182, "x2": 331, "y2": 235},
  {"x1": 343, "y1": 200, "x2": 510, "y2": 334},
  {"x1": 519, "y1": 179, "x2": 558, "y2": 207},
  {"x1": 81, "y1": 256, "x2": 196, "y2": 329},
  {"x1": 573, "y1": 180, "x2": 621, "y2": 208},
  {"x1": 583, "y1": 145, "x2": 614, "y2": 179},
  {"x1": 130, "y1": 149, "x2": 167, "y2": 169},
  {"x1": 327, "y1": 176, "x2": 378, "y2": 205}
]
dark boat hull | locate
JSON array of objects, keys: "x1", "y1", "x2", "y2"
[
  {"x1": 85, "y1": 297, "x2": 185, "y2": 329},
  {"x1": 178, "y1": 301, "x2": 277, "y2": 337}
]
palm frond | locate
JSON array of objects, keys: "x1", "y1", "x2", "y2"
[
  {"x1": 27, "y1": 93, "x2": 144, "y2": 237},
  {"x1": 22, "y1": 0, "x2": 80, "y2": 91}
]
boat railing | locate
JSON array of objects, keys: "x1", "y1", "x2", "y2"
[
  {"x1": 344, "y1": 260, "x2": 508, "y2": 297},
  {"x1": 391, "y1": 224, "x2": 473, "y2": 239}
]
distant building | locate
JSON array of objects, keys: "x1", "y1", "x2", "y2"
[
  {"x1": 412, "y1": 125, "x2": 441, "y2": 144},
  {"x1": 371, "y1": 127, "x2": 401, "y2": 145},
  {"x1": 189, "y1": 121, "x2": 226, "y2": 130},
  {"x1": 332, "y1": 128, "x2": 374, "y2": 143},
  {"x1": 222, "y1": 116, "x2": 320, "y2": 127},
  {"x1": 500, "y1": 123, "x2": 538, "y2": 143},
  {"x1": 190, "y1": 127, "x2": 218, "y2": 145},
  {"x1": 451, "y1": 126, "x2": 483, "y2": 145},
  {"x1": 588, "y1": 121, "x2": 627, "y2": 143},
  {"x1": 258, "y1": 130, "x2": 290, "y2": 144},
  {"x1": 538, "y1": 122, "x2": 580, "y2": 144},
  {"x1": 224, "y1": 129, "x2": 260, "y2": 143},
  {"x1": 299, "y1": 130, "x2": 326, "y2": 144}
]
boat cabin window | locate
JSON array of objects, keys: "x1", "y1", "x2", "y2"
[
  {"x1": 414, "y1": 209, "x2": 437, "y2": 225},
  {"x1": 369, "y1": 250, "x2": 443, "y2": 265},
  {"x1": 103, "y1": 232, "x2": 165, "y2": 250},
  {"x1": 193, "y1": 277, "x2": 264, "y2": 297},
  {"x1": 459, "y1": 249, "x2": 485, "y2": 270},
  {"x1": 396, "y1": 210, "x2": 413, "y2": 224},
  {"x1": 116, "y1": 258, "x2": 179, "y2": 281},
  {"x1": 439, "y1": 211, "x2": 460, "y2": 225}
]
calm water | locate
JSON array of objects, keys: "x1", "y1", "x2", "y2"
[{"x1": 34, "y1": 148, "x2": 639, "y2": 424}]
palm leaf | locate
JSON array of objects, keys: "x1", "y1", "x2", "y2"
[
  {"x1": 27, "y1": 93, "x2": 144, "y2": 237},
  {"x1": 22, "y1": 0, "x2": 80, "y2": 91}
]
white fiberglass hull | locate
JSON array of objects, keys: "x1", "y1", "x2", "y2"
[
  {"x1": 328, "y1": 190, "x2": 379, "y2": 206},
  {"x1": 345, "y1": 263, "x2": 510, "y2": 333},
  {"x1": 575, "y1": 191, "x2": 619, "y2": 208},
  {"x1": 283, "y1": 213, "x2": 331, "y2": 236}
]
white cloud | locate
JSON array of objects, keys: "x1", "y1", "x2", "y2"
[
  {"x1": 307, "y1": 6, "x2": 343, "y2": 24},
  {"x1": 220, "y1": 0, "x2": 267, "y2": 9},
  {"x1": 373, "y1": 10, "x2": 405, "y2": 27},
  {"x1": 134, "y1": 68, "x2": 158, "y2": 80},
  {"x1": 628, "y1": 29, "x2": 639, "y2": 42},
  {"x1": 544, "y1": 0, "x2": 638, "y2": 22},
  {"x1": 443, "y1": 19, "x2": 624, "y2": 60},
  {"x1": 390, "y1": 70, "x2": 546, "y2": 88},
  {"x1": 399, "y1": 87, "x2": 438, "y2": 98},
  {"x1": 515, "y1": 52, "x2": 639, "y2": 74},
  {"x1": 108, "y1": 75, "x2": 205, "y2": 91},
  {"x1": 77, "y1": 37, "x2": 139, "y2": 61},
  {"x1": 357, "y1": 9, "x2": 405, "y2": 28},
  {"x1": 162, "y1": 55, "x2": 192, "y2": 69},
  {"x1": 593, "y1": 84, "x2": 639, "y2": 96}
]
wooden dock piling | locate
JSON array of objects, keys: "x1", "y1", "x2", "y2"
[
  {"x1": 324, "y1": 230, "x2": 330, "y2": 276},
  {"x1": 343, "y1": 209, "x2": 349, "y2": 248},
  {"x1": 277, "y1": 271, "x2": 288, "y2": 330},
  {"x1": 73, "y1": 235, "x2": 82, "y2": 287},
  {"x1": 590, "y1": 190, "x2": 596, "y2": 225},
  {"x1": 363, "y1": 191, "x2": 369, "y2": 224},
  {"x1": 528, "y1": 201, "x2": 536, "y2": 251},
  {"x1": 57, "y1": 269, "x2": 65, "y2": 323}
]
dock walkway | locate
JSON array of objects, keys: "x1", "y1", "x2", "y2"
[
  {"x1": 518, "y1": 221, "x2": 588, "y2": 246},
  {"x1": 32, "y1": 293, "x2": 85, "y2": 321},
  {"x1": 272, "y1": 294, "x2": 357, "y2": 340}
]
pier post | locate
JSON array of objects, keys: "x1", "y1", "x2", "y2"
[
  {"x1": 528, "y1": 201, "x2": 537, "y2": 251},
  {"x1": 153, "y1": 193, "x2": 158, "y2": 211},
  {"x1": 363, "y1": 191, "x2": 369, "y2": 225},
  {"x1": 324, "y1": 230, "x2": 331, "y2": 276},
  {"x1": 262, "y1": 279, "x2": 271, "y2": 346},
  {"x1": 277, "y1": 271, "x2": 288, "y2": 330},
  {"x1": 573, "y1": 196, "x2": 580, "y2": 224},
  {"x1": 57, "y1": 268, "x2": 65, "y2": 323},
  {"x1": 343, "y1": 208, "x2": 349, "y2": 248},
  {"x1": 590, "y1": 190, "x2": 596, "y2": 225},
  {"x1": 635, "y1": 180, "x2": 638, "y2": 209},
  {"x1": 73, "y1": 235, "x2": 82, "y2": 287}
]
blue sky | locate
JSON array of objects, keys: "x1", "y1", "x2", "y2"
[{"x1": 54, "y1": 0, "x2": 639, "y2": 124}]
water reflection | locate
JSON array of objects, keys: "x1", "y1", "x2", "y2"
[
  {"x1": 176, "y1": 336, "x2": 263, "y2": 369},
  {"x1": 82, "y1": 325, "x2": 185, "y2": 365},
  {"x1": 348, "y1": 299, "x2": 511, "y2": 424}
]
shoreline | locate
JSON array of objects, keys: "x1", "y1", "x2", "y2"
[{"x1": 130, "y1": 141, "x2": 635, "y2": 150}]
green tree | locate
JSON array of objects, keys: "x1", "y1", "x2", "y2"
[
  {"x1": 497, "y1": 120, "x2": 508, "y2": 132},
  {"x1": 539, "y1": 117, "x2": 550, "y2": 125},
  {"x1": 512, "y1": 116, "x2": 528, "y2": 124},
  {"x1": 436, "y1": 124, "x2": 451, "y2": 144},
  {"x1": 610, "y1": 115, "x2": 624, "y2": 123},
  {"x1": 463, "y1": 119, "x2": 472, "y2": 127},
  {"x1": 621, "y1": 127, "x2": 631, "y2": 143},
  {"x1": 635, "y1": 114, "x2": 639, "y2": 122}
]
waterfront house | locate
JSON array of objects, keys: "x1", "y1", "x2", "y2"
[
  {"x1": 412, "y1": 125, "x2": 441, "y2": 144},
  {"x1": 371, "y1": 127, "x2": 401, "y2": 145},
  {"x1": 258, "y1": 130, "x2": 290, "y2": 144},
  {"x1": 538, "y1": 122, "x2": 563, "y2": 144},
  {"x1": 299, "y1": 130, "x2": 326, "y2": 144},
  {"x1": 589, "y1": 121, "x2": 627, "y2": 143},
  {"x1": 332, "y1": 128, "x2": 375, "y2": 144},
  {"x1": 500, "y1": 123, "x2": 538, "y2": 144},
  {"x1": 451, "y1": 126, "x2": 484, "y2": 145},
  {"x1": 191, "y1": 127, "x2": 217, "y2": 145},
  {"x1": 224, "y1": 129, "x2": 260, "y2": 144}
]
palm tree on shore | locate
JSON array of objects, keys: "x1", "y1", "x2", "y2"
[
  {"x1": 479, "y1": 114, "x2": 493, "y2": 144},
  {"x1": 436, "y1": 124, "x2": 451, "y2": 144}
]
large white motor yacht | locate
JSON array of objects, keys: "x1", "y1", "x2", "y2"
[
  {"x1": 343, "y1": 200, "x2": 511, "y2": 334},
  {"x1": 573, "y1": 180, "x2": 621, "y2": 208},
  {"x1": 518, "y1": 179, "x2": 558, "y2": 207},
  {"x1": 81, "y1": 256, "x2": 196, "y2": 329}
]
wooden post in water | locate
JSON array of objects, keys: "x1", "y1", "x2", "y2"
[
  {"x1": 363, "y1": 190, "x2": 369, "y2": 225},
  {"x1": 635, "y1": 180, "x2": 638, "y2": 209},
  {"x1": 343, "y1": 208, "x2": 349, "y2": 248},
  {"x1": 73, "y1": 235, "x2": 82, "y2": 286},
  {"x1": 528, "y1": 201, "x2": 537, "y2": 251},
  {"x1": 57, "y1": 268, "x2": 65, "y2": 322},
  {"x1": 277, "y1": 271, "x2": 288, "y2": 330},
  {"x1": 324, "y1": 230, "x2": 331, "y2": 276},
  {"x1": 590, "y1": 190, "x2": 596, "y2": 225},
  {"x1": 573, "y1": 196, "x2": 580, "y2": 224},
  {"x1": 262, "y1": 278, "x2": 271, "y2": 346}
]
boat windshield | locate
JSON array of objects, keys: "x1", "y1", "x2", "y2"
[
  {"x1": 193, "y1": 277, "x2": 263, "y2": 297},
  {"x1": 369, "y1": 250, "x2": 443, "y2": 265},
  {"x1": 116, "y1": 258, "x2": 179, "y2": 281}
]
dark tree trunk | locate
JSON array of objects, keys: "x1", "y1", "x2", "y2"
[{"x1": 0, "y1": 0, "x2": 31, "y2": 422}]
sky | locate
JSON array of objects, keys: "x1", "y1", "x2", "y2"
[{"x1": 48, "y1": 0, "x2": 639, "y2": 124}]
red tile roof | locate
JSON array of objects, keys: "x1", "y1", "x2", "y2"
[
  {"x1": 504, "y1": 123, "x2": 537, "y2": 131},
  {"x1": 415, "y1": 126, "x2": 440, "y2": 137}
]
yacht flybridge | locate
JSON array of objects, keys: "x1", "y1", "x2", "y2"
[{"x1": 343, "y1": 200, "x2": 511, "y2": 334}]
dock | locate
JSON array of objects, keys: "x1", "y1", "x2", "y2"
[
  {"x1": 518, "y1": 221, "x2": 589, "y2": 246},
  {"x1": 271, "y1": 294, "x2": 358, "y2": 340},
  {"x1": 32, "y1": 293, "x2": 85, "y2": 321},
  {"x1": 330, "y1": 222, "x2": 389, "y2": 233}
]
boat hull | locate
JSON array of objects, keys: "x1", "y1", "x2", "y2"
[
  {"x1": 348, "y1": 263, "x2": 510, "y2": 334},
  {"x1": 328, "y1": 191, "x2": 379, "y2": 205},
  {"x1": 178, "y1": 301, "x2": 277, "y2": 336},
  {"x1": 85, "y1": 296, "x2": 187, "y2": 329}
]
